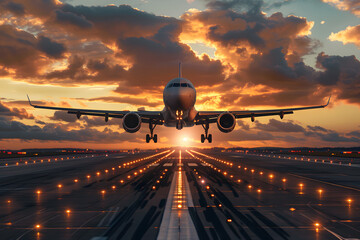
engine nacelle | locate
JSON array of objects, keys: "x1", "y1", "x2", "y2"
[
  {"x1": 217, "y1": 112, "x2": 236, "y2": 133},
  {"x1": 122, "y1": 112, "x2": 141, "y2": 133}
]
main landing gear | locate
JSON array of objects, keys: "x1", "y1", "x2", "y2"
[
  {"x1": 201, "y1": 121, "x2": 212, "y2": 143},
  {"x1": 146, "y1": 121, "x2": 158, "y2": 143}
]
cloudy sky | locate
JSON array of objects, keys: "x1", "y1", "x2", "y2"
[{"x1": 0, "y1": 0, "x2": 359, "y2": 149}]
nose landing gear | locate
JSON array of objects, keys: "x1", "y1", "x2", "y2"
[
  {"x1": 201, "y1": 121, "x2": 212, "y2": 143},
  {"x1": 146, "y1": 120, "x2": 158, "y2": 143},
  {"x1": 176, "y1": 110, "x2": 183, "y2": 130}
]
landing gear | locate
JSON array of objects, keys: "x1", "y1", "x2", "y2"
[
  {"x1": 146, "y1": 120, "x2": 158, "y2": 143},
  {"x1": 176, "y1": 121, "x2": 183, "y2": 130},
  {"x1": 201, "y1": 121, "x2": 212, "y2": 143}
]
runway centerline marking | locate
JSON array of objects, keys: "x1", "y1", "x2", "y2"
[{"x1": 157, "y1": 150, "x2": 198, "y2": 240}]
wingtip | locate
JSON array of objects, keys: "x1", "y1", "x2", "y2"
[
  {"x1": 27, "y1": 94, "x2": 33, "y2": 107},
  {"x1": 325, "y1": 95, "x2": 331, "y2": 107}
]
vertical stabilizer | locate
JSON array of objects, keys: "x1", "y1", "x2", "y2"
[{"x1": 179, "y1": 62, "x2": 182, "y2": 78}]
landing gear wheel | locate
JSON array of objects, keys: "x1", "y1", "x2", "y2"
[
  {"x1": 146, "y1": 120, "x2": 158, "y2": 143},
  {"x1": 153, "y1": 134, "x2": 158, "y2": 143},
  {"x1": 208, "y1": 134, "x2": 212, "y2": 143},
  {"x1": 201, "y1": 134, "x2": 205, "y2": 143},
  {"x1": 201, "y1": 121, "x2": 212, "y2": 143}
]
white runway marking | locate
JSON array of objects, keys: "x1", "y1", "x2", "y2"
[
  {"x1": 157, "y1": 151, "x2": 198, "y2": 240},
  {"x1": 187, "y1": 163, "x2": 198, "y2": 166},
  {"x1": 163, "y1": 163, "x2": 173, "y2": 166}
]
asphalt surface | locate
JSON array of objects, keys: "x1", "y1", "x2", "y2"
[{"x1": 0, "y1": 149, "x2": 359, "y2": 240}]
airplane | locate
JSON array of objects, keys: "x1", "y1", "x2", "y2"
[{"x1": 27, "y1": 63, "x2": 330, "y2": 143}]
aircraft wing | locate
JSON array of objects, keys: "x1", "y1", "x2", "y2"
[
  {"x1": 195, "y1": 96, "x2": 331, "y2": 124},
  {"x1": 27, "y1": 95, "x2": 163, "y2": 124}
]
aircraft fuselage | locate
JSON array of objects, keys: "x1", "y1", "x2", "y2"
[{"x1": 162, "y1": 78, "x2": 197, "y2": 128}]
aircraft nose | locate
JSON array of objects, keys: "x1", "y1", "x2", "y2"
[{"x1": 178, "y1": 89, "x2": 193, "y2": 109}]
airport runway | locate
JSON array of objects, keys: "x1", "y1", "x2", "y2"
[{"x1": 0, "y1": 149, "x2": 359, "y2": 239}]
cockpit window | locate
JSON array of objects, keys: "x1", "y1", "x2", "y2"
[{"x1": 166, "y1": 82, "x2": 194, "y2": 88}]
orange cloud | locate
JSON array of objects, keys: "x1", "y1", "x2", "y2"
[
  {"x1": 322, "y1": 0, "x2": 360, "y2": 17},
  {"x1": 329, "y1": 25, "x2": 360, "y2": 48}
]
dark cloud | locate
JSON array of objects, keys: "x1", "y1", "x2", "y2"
[
  {"x1": 226, "y1": 128, "x2": 275, "y2": 141},
  {"x1": 0, "y1": 101, "x2": 34, "y2": 120},
  {"x1": 115, "y1": 23, "x2": 225, "y2": 88},
  {"x1": 205, "y1": 0, "x2": 263, "y2": 15},
  {"x1": 255, "y1": 119, "x2": 305, "y2": 132},
  {"x1": 347, "y1": 130, "x2": 360, "y2": 138},
  {"x1": 50, "y1": 111, "x2": 77, "y2": 123},
  {"x1": 44, "y1": 55, "x2": 89, "y2": 82},
  {"x1": 0, "y1": 24, "x2": 68, "y2": 78},
  {"x1": 316, "y1": 53, "x2": 360, "y2": 104},
  {"x1": 241, "y1": 118, "x2": 360, "y2": 144},
  {"x1": 56, "y1": 4, "x2": 179, "y2": 42},
  {"x1": 4, "y1": 2, "x2": 25, "y2": 15},
  {"x1": 315, "y1": 131, "x2": 360, "y2": 143},
  {"x1": 205, "y1": 0, "x2": 293, "y2": 13},
  {"x1": 0, "y1": 118, "x2": 137, "y2": 142},
  {"x1": 35, "y1": 120, "x2": 46, "y2": 125},
  {"x1": 55, "y1": 9, "x2": 93, "y2": 29},
  {"x1": 37, "y1": 36, "x2": 66, "y2": 58},
  {"x1": 82, "y1": 116, "x2": 120, "y2": 127},
  {"x1": 307, "y1": 125, "x2": 328, "y2": 132},
  {"x1": 0, "y1": 24, "x2": 40, "y2": 77},
  {"x1": 236, "y1": 120, "x2": 250, "y2": 130},
  {"x1": 89, "y1": 96, "x2": 162, "y2": 108}
]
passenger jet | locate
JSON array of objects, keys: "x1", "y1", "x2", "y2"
[{"x1": 28, "y1": 64, "x2": 330, "y2": 143}]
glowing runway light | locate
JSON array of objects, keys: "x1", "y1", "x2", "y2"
[
  {"x1": 227, "y1": 219, "x2": 232, "y2": 223},
  {"x1": 36, "y1": 190, "x2": 41, "y2": 194},
  {"x1": 282, "y1": 178, "x2": 287, "y2": 182},
  {"x1": 289, "y1": 208, "x2": 296, "y2": 211},
  {"x1": 177, "y1": 204, "x2": 182, "y2": 209},
  {"x1": 35, "y1": 224, "x2": 41, "y2": 229},
  {"x1": 66, "y1": 209, "x2": 71, "y2": 214},
  {"x1": 58, "y1": 184, "x2": 62, "y2": 188}
]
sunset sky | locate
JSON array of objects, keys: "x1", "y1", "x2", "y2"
[{"x1": 0, "y1": 0, "x2": 359, "y2": 149}]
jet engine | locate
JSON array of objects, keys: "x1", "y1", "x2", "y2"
[
  {"x1": 217, "y1": 112, "x2": 236, "y2": 133},
  {"x1": 122, "y1": 112, "x2": 141, "y2": 133}
]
